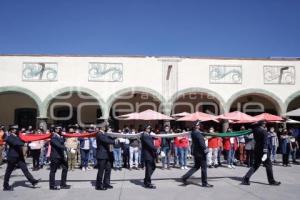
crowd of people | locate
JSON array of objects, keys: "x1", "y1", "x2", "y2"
[
  {"x1": 0, "y1": 123, "x2": 299, "y2": 172},
  {"x1": 0, "y1": 121, "x2": 299, "y2": 191}
]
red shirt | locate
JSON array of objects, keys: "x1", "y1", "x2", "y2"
[
  {"x1": 0, "y1": 130, "x2": 5, "y2": 145},
  {"x1": 223, "y1": 137, "x2": 238, "y2": 151},
  {"x1": 208, "y1": 137, "x2": 220, "y2": 148},
  {"x1": 154, "y1": 137, "x2": 161, "y2": 148},
  {"x1": 177, "y1": 136, "x2": 189, "y2": 148}
]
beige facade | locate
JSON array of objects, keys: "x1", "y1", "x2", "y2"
[{"x1": 0, "y1": 55, "x2": 299, "y2": 129}]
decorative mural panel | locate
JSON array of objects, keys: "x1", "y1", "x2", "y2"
[
  {"x1": 209, "y1": 65, "x2": 242, "y2": 84},
  {"x1": 160, "y1": 59, "x2": 179, "y2": 100},
  {"x1": 88, "y1": 62, "x2": 123, "y2": 82},
  {"x1": 264, "y1": 66, "x2": 295, "y2": 84},
  {"x1": 22, "y1": 63, "x2": 58, "y2": 81}
]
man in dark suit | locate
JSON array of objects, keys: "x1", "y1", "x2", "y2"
[
  {"x1": 49, "y1": 126, "x2": 70, "y2": 190},
  {"x1": 95, "y1": 124, "x2": 116, "y2": 190},
  {"x1": 3, "y1": 125, "x2": 40, "y2": 191},
  {"x1": 181, "y1": 121, "x2": 213, "y2": 187},
  {"x1": 141, "y1": 125, "x2": 158, "y2": 189},
  {"x1": 242, "y1": 120, "x2": 281, "y2": 186}
]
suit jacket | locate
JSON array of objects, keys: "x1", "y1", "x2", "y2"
[
  {"x1": 96, "y1": 132, "x2": 115, "y2": 160},
  {"x1": 141, "y1": 132, "x2": 157, "y2": 161},
  {"x1": 6, "y1": 134, "x2": 25, "y2": 161},
  {"x1": 253, "y1": 126, "x2": 268, "y2": 155},
  {"x1": 50, "y1": 133, "x2": 66, "y2": 160},
  {"x1": 191, "y1": 130, "x2": 207, "y2": 157}
]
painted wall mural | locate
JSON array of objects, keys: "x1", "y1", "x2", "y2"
[
  {"x1": 264, "y1": 66, "x2": 295, "y2": 84},
  {"x1": 22, "y1": 63, "x2": 58, "y2": 81},
  {"x1": 209, "y1": 65, "x2": 242, "y2": 84},
  {"x1": 88, "y1": 62, "x2": 123, "y2": 82}
]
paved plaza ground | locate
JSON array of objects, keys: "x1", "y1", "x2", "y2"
[{"x1": 0, "y1": 161, "x2": 299, "y2": 200}]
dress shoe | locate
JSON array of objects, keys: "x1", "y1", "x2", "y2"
[
  {"x1": 95, "y1": 185, "x2": 107, "y2": 190},
  {"x1": 49, "y1": 186, "x2": 60, "y2": 190},
  {"x1": 144, "y1": 184, "x2": 156, "y2": 189},
  {"x1": 181, "y1": 177, "x2": 188, "y2": 185},
  {"x1": 32, "y1": 178, "x2": 41, "y2": 187},
  {"x1": 3, "y1": 185, "x2": 13, "y2": 191},
  {"x1": 104, "y1": 184, "x2": 113, "y2": 189},
  {"x1": 269, "y1": 181, "x2": 281, "y2": 186},
  {"x1": 60, "y1": 184, "x2": 71, "y2": 189},
  {"x1": 202, "y1": 183, "x2": 213, "y2": 188},
  {"x1": 241, "y1": 178, "x2": 250, "y2": 185}
]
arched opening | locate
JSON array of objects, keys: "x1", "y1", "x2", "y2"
[
  {"x1": 0, "y1": 92, "x2": 39, "y2": 129},
  {"x1": 286, "y1": 95, "x2": 300, "y2": 112},
  {"x1": 46, "y1": 91, "x2": 102, "y2": 128},
  {"x1": 229, "y1": 94, "x2": 281, "y2": 116},
  {"x1": 108, "y1": 91, "x2": 164, "y2": 131},
  {"x1": 171, "y1": 92, "x2": 223, "y2": 115},
  {"x1": 170, "y1": 91, "x2": 224, "y2": 130}
]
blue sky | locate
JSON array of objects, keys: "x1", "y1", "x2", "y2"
[{"x1": 0, "y1": 0, "x2": 299, "y2": 57}]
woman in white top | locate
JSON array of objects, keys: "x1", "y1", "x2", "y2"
[{"x1": 29, "y1": 132, "x2": 44, "y2": 171}]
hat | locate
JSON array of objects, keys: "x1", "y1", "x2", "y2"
[
  {"x1": 194, "y1": 120, "x2": 202, "y2": 127},
  {"x1": 144, "y1": 124, "x2": 151, "y2": 130},
  {"x1": 55, "y1": 125, "x2": 62, "y2": 130},
  {"x1": 9, "y1": 125, "x2": 19, "y2": 131},
  {"x1": 258, "y1": 120, "x2": 266, "y2": 125},
  {"x1": 97, "y1": 121, "x2": 109, "y2": 129},
  {"x1": 87, "y1": 127, "x2": 95, "y2": 133}
]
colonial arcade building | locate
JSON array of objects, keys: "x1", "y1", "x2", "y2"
[{"x1": 0, "y1": 55, "x2": 299, "y2": 130}]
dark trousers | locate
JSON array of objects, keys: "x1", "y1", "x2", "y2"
[
  {"x1": 182, "y1": 155, "x2": 207, "y2": 185},
  {"x1": 49, "y1": 158, "x2": 68, "y2": 187},
  {"x1": 144, "y1": 160, "x2": 156, "y2": 186},
  {"x1": 31, "y1": 149, "x2": 41, "y2": 169},
  {"x1": 96, "y1": 159, "x2": 112, "y2": 187},
  {"x1": 122, "y1": 146, "x2": 129, "y2": 168},
  {"x1": 282, "y1": 154, "x2": 289, "y2": 165},
  {"x1": 246, "y1": 150, "x2": 254, "y2": 167},
  {"x1": 3, "y1": 158, "x2": 35, "y2": 188},
  {"x1": 244, "y1": 153, "x2": 275, "y2": 183}
]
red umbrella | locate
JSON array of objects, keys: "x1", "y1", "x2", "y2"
[
  {"x1": 123, "y1": 109, "x2": 174, "y2": 120},
  {"x1": 177, "y1": 112, "x2": 218, "y2": 122},
  {"x1": 254, "y1": 113, "x2": 283, "y2": 122},
  {"x1": 217, "y1": 111, "x2": 257, "y2": 123},
  {"x1": 171, "y1": 112, "x2": 190, "y2": 118},
  {"x1": 117, "y1": 112, "x2": 139, "y2": 119}
]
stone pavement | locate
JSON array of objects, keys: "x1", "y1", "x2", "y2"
[{"x1": 0, "y1": 162, "x2": 299, "y2": 200}]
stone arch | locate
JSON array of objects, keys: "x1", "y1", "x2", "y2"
[
  {"x1": 166, "y1": 87, "x2": 226, "y2": 115},
  {"x1": 226, "y1": 88, "x2": 285, "y2": 115},
  {"x1": 41, "y1": 86, "x2": 105, "y2": 118},
  {"x1": 0, "y1": 86, "x2": 42, "y2": 115},
  {"x1": 106, "y1": 87, "x2": 166, "y2": 118},
  {"x1": 285, "y1": 90, "x2": 300, "y2": 113}
]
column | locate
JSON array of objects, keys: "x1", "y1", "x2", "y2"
[{"x1": 36, "y1": 117, "x2": 48, "y2": 131}]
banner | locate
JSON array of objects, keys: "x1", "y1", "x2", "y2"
[{"x1": 17, "y1": 129, "x2": 253, "y2": 142}]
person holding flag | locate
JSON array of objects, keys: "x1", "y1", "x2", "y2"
[
  {"x1": 3, "y1": 125, "x2": 40, "y2": 191},
  {"x1": 242, "y1": 120, "x2": 281, "y2": 186},
  {"x1": 49, "y1": 126, "x2": 70, "y2": 190},
  {"x1": 181, "y1": 121, "x2": 213, "y2": 188}
]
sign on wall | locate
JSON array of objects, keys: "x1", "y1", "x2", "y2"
[
  {"x1": 22, "y1": 63, "x2": 58, "y2": 81},
  {"x1": 88, "y1": 62, "x2": 123, "y2": 82},
  {"x1": 264, "y1": 66, "x2": 295, "y2": 84},
  {"x1": 209, "y1": 65, "x2": 242, "y2": 84}
]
